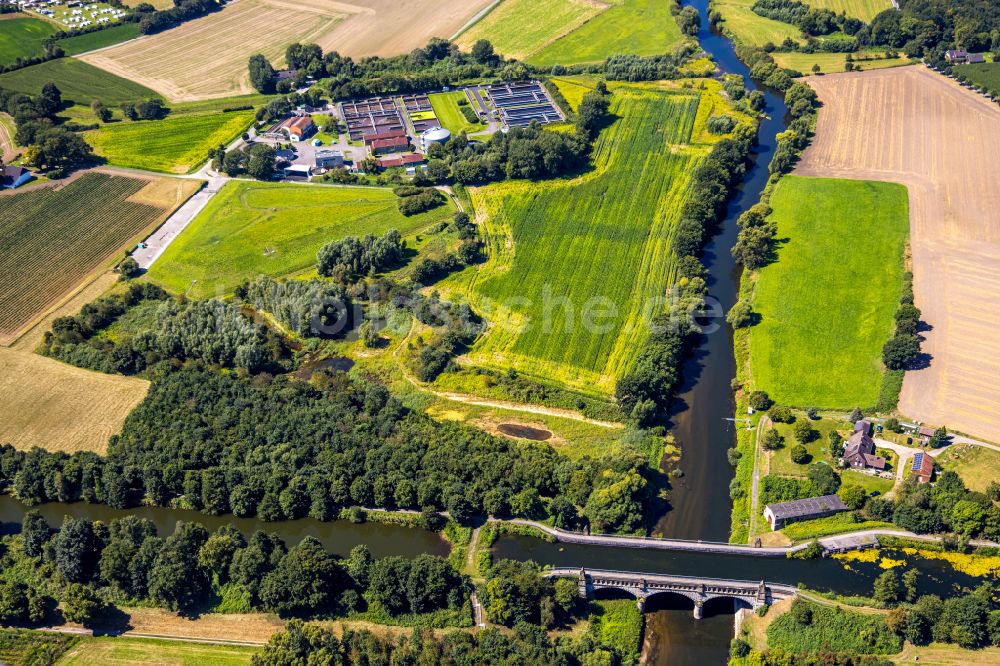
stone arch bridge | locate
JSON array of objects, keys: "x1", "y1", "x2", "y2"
[{"x1": 544, "y1": 568, "x2": 799, "y2": 619}]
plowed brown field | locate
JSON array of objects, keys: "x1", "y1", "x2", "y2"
[
  {"x1": 797, "y1": 66, "x2": 1000, "y2": 442},
  {"x1": 81, "y1": 0, "x2": 493, "y2": 101}
]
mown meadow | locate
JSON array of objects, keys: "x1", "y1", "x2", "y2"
[
  {"x1": 713, "y1": 0, "x2": 803, "y2": 48},
  {"x1": 0, "y1": 17, "x2": 59, "y2": 67},
  {"x1": 461, "y1": 82, "x2": 714, "y2": 395},
  {"x1": 747, "y1": 176, "x2": 909, "y2": 409},
  {"x1": 57, "y1": 22, "x2": 141, "y2": 55},
  {"x1": 85, "y1": 109, "x2": 254, "y2": 173},
  {"x1": 529, "y1": 0, "x2": 688, "y2": 67},
  {"x1": 0, "y1": 57, "x2": 158, "y2": 107},
  {"x1": 455, "y1": 0, "x2": 605, "y2": 61},
  {"x1": 145, "y1": 182, "x2": 456, "y2": 298}
]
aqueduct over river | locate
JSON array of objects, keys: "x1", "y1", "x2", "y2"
[{"x1": 544, "y1": 568, "x2": 799, "y2": 619}]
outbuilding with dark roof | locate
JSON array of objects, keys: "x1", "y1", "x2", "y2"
[{"x1": 764, "y1": 494, "x2": 848, "y2": 530}]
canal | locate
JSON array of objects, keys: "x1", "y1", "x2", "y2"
[{"x1": 0, "y1": 6, "x2": 977, "y2": 664}]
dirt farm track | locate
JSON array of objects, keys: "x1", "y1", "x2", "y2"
[
  {"x1": 797, "y1": 66, "x2": 1000, "y2": 442},
  {"x1": 81, "y1": 0, "x2": 493, "y2": 101}
]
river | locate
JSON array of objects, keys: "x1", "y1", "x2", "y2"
[
  {"x1": 648, "y1": 0, "x2": 793, "y2": 659},
  {"x1": 0, "y1": 7, "x2": 968, "y2": 664}
]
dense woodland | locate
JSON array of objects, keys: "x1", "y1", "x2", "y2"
[
  {"x1": 1, "y1": 513, "x2": 468, "y2": 623},
  {"x1": 1, "y1": 358, "x2": 655, "y2": 532},
  {"x1": 870, "y1": 0, "x2": 1000, "y2": 58}
]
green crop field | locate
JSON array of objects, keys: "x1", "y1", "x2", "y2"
[
  {"x1": 772, "y1": 50, "x2": 910, "y2": 74},
  {"x1": 146, "y1": 182, "x2": 456, "y2": 298},
  {"x1": 806, "y1": 0, "x2": 893, "y2": 22},
  {"x1": 463, "y1": 84, "x2": 717, "y2": 394},
  {"x1": 0, "y1": 16, "x2": 60, "y2": 67},
  {"x1": 551, "y1": 76, "x2": 598, "y2": 112},
  {"x1": 58, "y1": 22, "x2": 140, "y2": 55},
  {"x1": 955, "y1": 62, "x2": 1000, "y2": 97},
  {"x1": 57, "y1": 637, "x2": 257, "y2": 665},
  {"x1": 529, "y1": 0, "x2": 687, "y2": 67},
  {"x1": 430, "y1": 91, "x2": 483, "y2": 135},
  {"x1": 0, "y1": 57, "x2": 158, "y2": 106},
  {"x1": 86, "y1": 110, "x2": 254, "y2": 173},
  {"x1": 0, "y1": 173, "x2": 164, "y2": 342},
  {"x1": 748, "y1": 176, "x2": 909, "y2": 409},
  {"x1": 456, "y1": 0, "x2": 605, "y2": 61},
  {"x1": 713, "y1": 0, "x2": 803, "y2": 48}
]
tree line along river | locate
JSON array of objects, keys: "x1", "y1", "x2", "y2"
[{"x1": 1, "y1": 1, "x2": 990, "y2": 664}]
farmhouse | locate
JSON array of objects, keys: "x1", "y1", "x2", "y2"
[
  {"x1": 910, "y1": 451, "x2": 935, "y2": 484},
  {"x1": 945, "y1": 50, "x2": 986, "y2": 65},
  {"x1": 277, "y1": 116, "x2": 315, "y2": 142},
  {"x1": 764, "y1": 494, "x2": 848, "y2": 530},
  {"x1": 1, "y1": 166, "x2": 32, "y2": 190},
  {"x1": 842, "y1": 420, "x2": 886, "y2": 471}
]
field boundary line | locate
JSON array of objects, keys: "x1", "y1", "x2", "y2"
[
  {"x1": 394, "y1": 318, "x2": 622, "y2": 429},
  {"x1": 450, "y1": 0, "x2": 504, "y2": 40}
]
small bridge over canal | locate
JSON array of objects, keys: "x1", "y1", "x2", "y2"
[{"x1": 545, "y1": 568, "x2": 799, "y2": 619}]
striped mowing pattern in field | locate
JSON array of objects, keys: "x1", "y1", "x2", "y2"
[
  {"x1": 466, "y1": 89, "x2": 703, "y2": 394},
  {"x1": 0, "y1": 173, "x2": 162, "y2": 341}
]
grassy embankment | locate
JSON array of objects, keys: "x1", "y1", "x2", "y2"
[
  {"x1": 0, "y1": 16, "x2": 59, "y2": 67},
  {"x1": 145, "y1": 181, "x2": 457, "y2": 298},
  {"x1": 448, "y1": 79, "x2": 744, "y2": 396},
  {"x1": 747, "y1": 176, "x2": 909, "y2": 410}
]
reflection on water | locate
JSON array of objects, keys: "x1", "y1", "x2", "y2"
[{"x1": 642, "y1": 597, "x2": 739, "y2": 666}]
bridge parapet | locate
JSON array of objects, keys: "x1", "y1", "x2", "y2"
[{"x1": 545, "y1": 568, "x2": 798, "y2": 619}]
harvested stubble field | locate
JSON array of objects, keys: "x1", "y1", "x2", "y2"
[
  {"x1": 0, "y1": 172, "x2": 197, "y2": 345},
  {"x1": 0, "y1": 348, "x2": 149, "y2": 453},
  {"x1": 144, "y1": 181, "x2": 455, "y2": 298},
  {"x1": 796, "y1": 66, "x2": 1000, "y2": 443},
  {"x1": 81, "y1": 0, "x2": 493, "y2": 101},
  {"x1": 463, "y1": 82, "x2": 727, "y2": 395}
]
